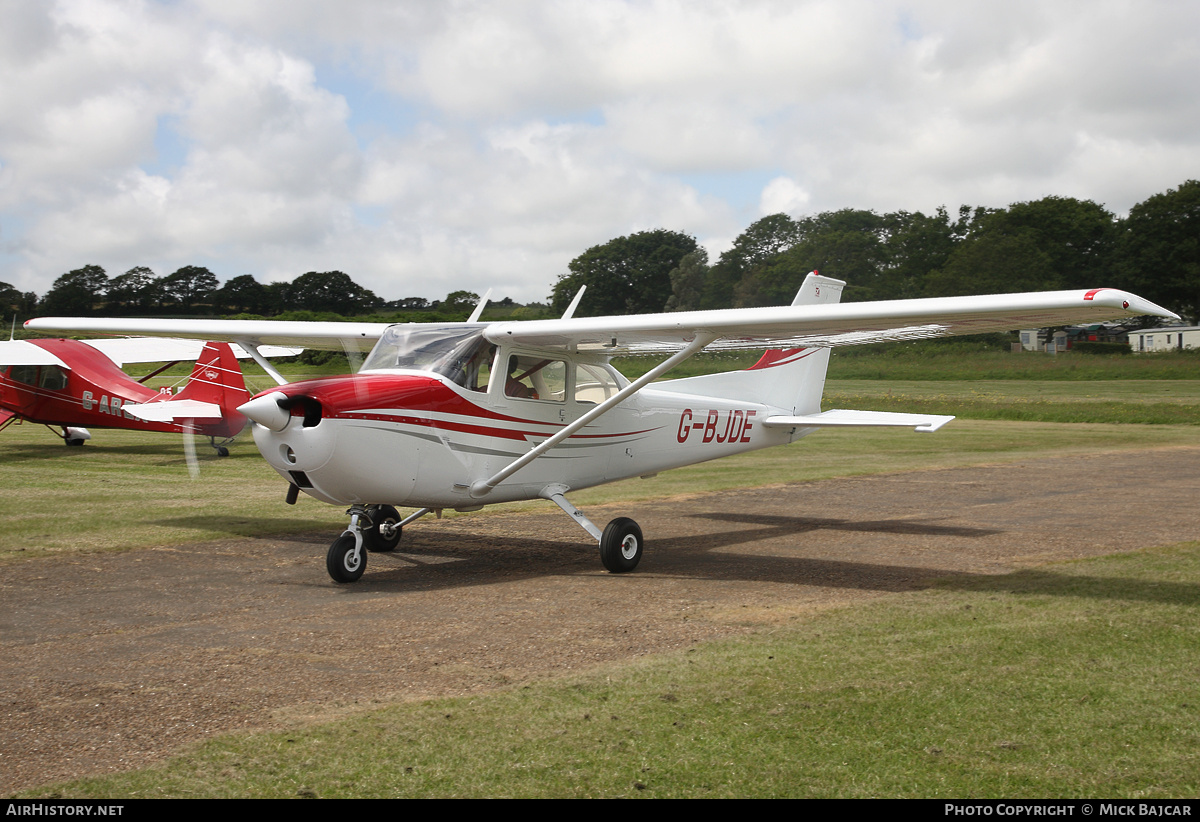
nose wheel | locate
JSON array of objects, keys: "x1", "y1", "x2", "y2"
[{"x1": 326, "y1": 533, "x2": 365, "y2": 582}]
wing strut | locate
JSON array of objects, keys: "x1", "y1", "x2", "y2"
[
  {"x1": 239, "y1": 341, "x2": 289, "y2": 386},
  {"x1": 467, "y1": 289, "x2": 494, "y2": 323},
  {"x1": 469, "y1": 332, "x2": 716, "y2": 498},
  {"x1": 560, "y1": 286, "x2": 587, "y2": 319}
]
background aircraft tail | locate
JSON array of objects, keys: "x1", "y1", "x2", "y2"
[
  {"x1": 174, "y1": 342, "x2": 253, "y2": 418},
  {"x1": 655, "y1": 272, "x2": 844, "y2": 414}
]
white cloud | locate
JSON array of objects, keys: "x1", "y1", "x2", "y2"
[
  {"x1": 1, "y1": 0, "x2": 1198, "y2": 301},
  {"x1": 759, "y1": 176, "x2": 810, "y2": 216}
]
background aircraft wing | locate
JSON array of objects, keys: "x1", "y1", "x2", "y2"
[
  {"x1": 483, "y1": 288, "x2": 1177, "y2": 355},
  {"x1": 79, "y1": 337, "x2": 304, "y2": 367},
  {"x1": 24, "y1": 318, "x2": 390, "y2": 353},
  {"x1": 0, "y1": 339, "x2": 71, "y2": 367}
]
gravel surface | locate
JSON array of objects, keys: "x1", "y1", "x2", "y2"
[{"x1": 3, "y1": 446, "x2": 1199, "y2": 794}]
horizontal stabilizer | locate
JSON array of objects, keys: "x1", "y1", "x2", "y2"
[
  {"x1": 763, "y1": 409, "x2": 955, "y2": 433},
  {"x1": 121, "y1": 399, "x2": 223, "y2": 422}
]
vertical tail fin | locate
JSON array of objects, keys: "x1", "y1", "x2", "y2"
[
  {"x1": 656, "y1": 272, "x2": 845, "y2": 414},
  {"x1": 175, "y1": 342, "x2": 252, "y2": 433}
]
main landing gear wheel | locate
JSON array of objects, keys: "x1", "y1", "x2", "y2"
[
  {"x1": 65, "y1": 438, "x2": 85, "y2": 447},
  {"x1": 600, "y1": 517, "x2": 643, "y2": 573},
  {"x1": 326, "y1": 534, "x2": 366, "y2": 583},
  {"x1": 364, "y1": 504, "x2": 402, "y2": 553}
]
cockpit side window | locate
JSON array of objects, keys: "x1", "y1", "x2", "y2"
[
  {"x1": 10, "y1": 365, "x2": 38, "y2": 386},
  {"x1": 505, "y1": 355, "x2": 566, "y2": 402}
]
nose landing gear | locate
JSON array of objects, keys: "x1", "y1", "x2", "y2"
[{"x1": 325, "y1": 504, "x2": 431, "y2": 582}]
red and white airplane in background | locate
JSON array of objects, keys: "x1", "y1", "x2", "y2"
[
  {"x1": 0, "y1": 337, "x2": 296, "y2": 462},
  {"x1": 28, "y1": 274, "x2": 1177, "y2": 583}
]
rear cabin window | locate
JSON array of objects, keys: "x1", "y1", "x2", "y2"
[
  {"x1": 574, "y1": 363, "x2": 620, "y2": 404},
  {"x1": 39, "y1": 366, "x2": 69, "y2": 391}
]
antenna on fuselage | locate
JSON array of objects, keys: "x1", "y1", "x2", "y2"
[
  {"x1": 560, "y1": 285, "x2": 587, "y2": 319},
  {"x1": 467, "y1": 289, "x2": 493, "y2": 323}
]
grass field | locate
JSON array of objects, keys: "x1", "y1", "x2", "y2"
[{"x1": 6, "y1": 351, "x2": 1200, "y2": 797}]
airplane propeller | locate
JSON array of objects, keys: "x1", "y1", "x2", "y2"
[{"x1": 182, "y1": 421, "x2": 200, "y2": 479}]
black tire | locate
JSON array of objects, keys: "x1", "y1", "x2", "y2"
[
  {"x1": 364, "y1": 505, "x2": 402, "y2": 553},
  {"x1": 215, "y1": 446, "x2": 230, "y2": 457},
  {"x1": 599, "y1": 517, "x2": 643, "y2": 573},
  {"x1": 65, "y1": 438, "x2": 85, "y2": 447},
  {"x1": 326, "y1": 534, "x2": 366, "y2": 583}
]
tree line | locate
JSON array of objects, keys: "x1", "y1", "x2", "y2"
[
  {"x1": 0, "y1": 266, "x2": 510, "y2": 321},
  {"x1": 5, "y1": 178, "x2": 1197, "y2": 325}
]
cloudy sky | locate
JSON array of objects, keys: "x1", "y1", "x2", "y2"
[{"x1": 1, "y1": 0, "x2": 1197, "y2": 304}]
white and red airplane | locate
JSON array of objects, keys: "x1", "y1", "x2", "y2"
[{"x1": 28, "y1": 274, "x2": 1177, "y2": 582}]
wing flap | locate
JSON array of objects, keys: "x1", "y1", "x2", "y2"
[{"x1": 764, "y1": 409, "x2": 956, "y2": 433}]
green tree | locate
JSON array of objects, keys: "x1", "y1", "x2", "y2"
[
  {"x1": 665, "y1": 248, "x2": 709, "y2": 312},
  {"x1": 289, "y1": 271, "x2": 378, "y2": 315},
  {"x1": 701, "y1": 214, "x2": 801, "y2": 309},
  {"x1": 0, "y1": 281, "x2": 38, "y2": 318},
  {"x1": 552, "y1": 229, "x2": 699, "y2": 316},
  {"x1": 262, "y1": 281, "x2": 292, "y2": 315},
  {"x1": 986, "y1": 196, "x2": 1118, "y2": 290},
  {"x1": 442, "y1": 290, "x2": 481, "y2": 317},
  {"x1": 106, "y1": 266, "x2": 163, "y2": 313},
  {"x1": 876, "y1": 208, "x2": 959, "y2": 300},
  {"x1": 922, "y1": 197, "x2": 1118, "y2": 298},
  {"x1": 41, "y1": 265, "x2": 108, "y2": 314},
  {"x1": 213, "y1": 274, "x2": 268, "y2": 315},
  {"x1": 162, "y1": 265, "x2": 219, "y2": 311},
  {"x1": 924, "y1": 231, "x2": 1056, "y2": 296},
  {"x1": 1117, "y1": 180, "x2": 1200, "y2": 322},
  {"x1": 737, "y1": 210, "x2": 888, "y2": 306}
]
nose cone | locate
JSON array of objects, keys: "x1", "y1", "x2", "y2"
[{"x1": 238, "y1": 391, "x2": 291, "y2": 431}]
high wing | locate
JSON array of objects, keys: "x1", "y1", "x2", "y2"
[
  {"x1": 0, "y1": 339, "x2": 71, "y2": 367},
  {"x1": 482, "y1": 288, "x2": 1177, "y2": 355},
  {"x1": 28, "y1": 287, "x2": 1176, "y2": 361},
  {"x1": 21, "y1": 319, "x2": 391, "y2": 353},
  {"x1": 0, "y1": 337, "x2": 303, "y2": 369}
]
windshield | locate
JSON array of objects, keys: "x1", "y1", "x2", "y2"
[{"x1": 361, "y1": 326, "x2": 491, "y2": 388}]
